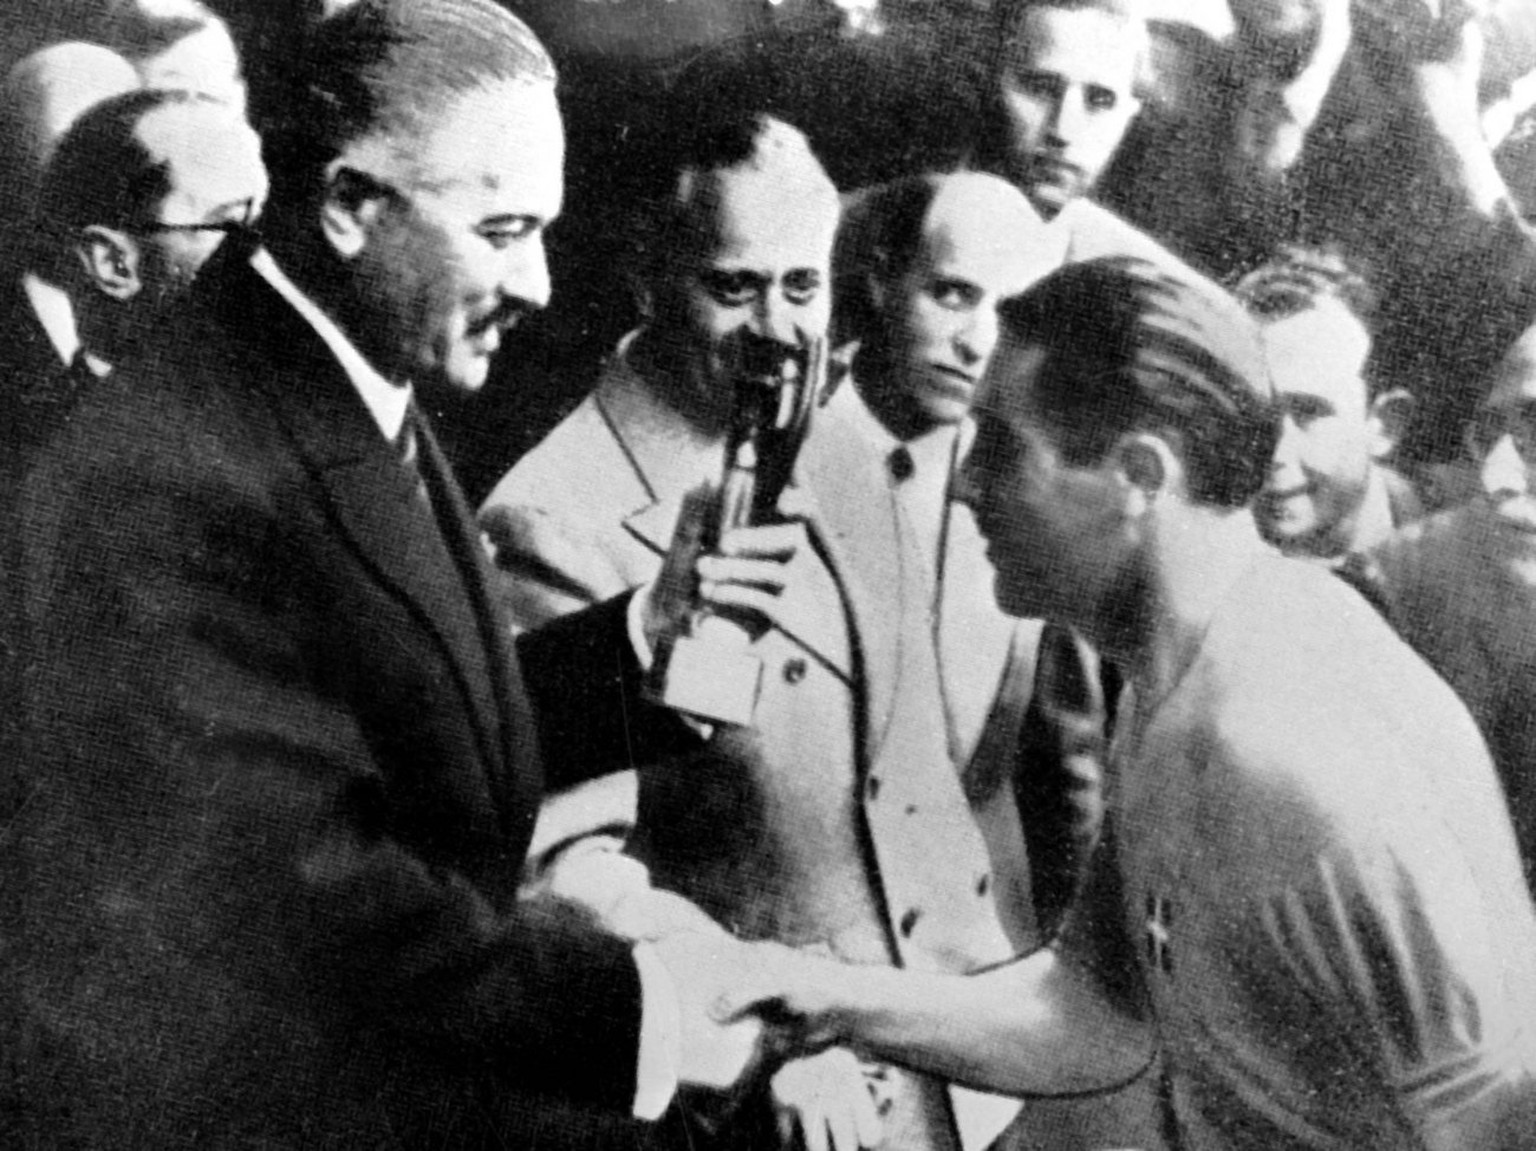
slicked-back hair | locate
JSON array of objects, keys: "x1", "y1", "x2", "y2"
[
  {"x1": 1232, "y1": 244, "x2": 1377, "y2": 327},
  {"x1": 260, "y1": 0, "x2": 555, "y2": 209},
  {"x1": 1233, "y1": 245, "x2": 1385, "y2": 396},
  {"x1": 627, "y1": 110, "x2": 832, "y2": 281},
  {"x1": 38, "y1": 87, "x2": 222, "y2": 237},
  {"x1": 999, "y1": 257, "x2": 1278, "y2": 508},
  {"x1": 832, "y1": 174, "x2": 943, "y2": 346}
]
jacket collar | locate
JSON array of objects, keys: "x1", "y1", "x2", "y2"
[{"x1": 192, "y1": 246, "x2": 519, "y2": 812}]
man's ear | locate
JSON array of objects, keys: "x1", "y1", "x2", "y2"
[
  {"x1": 1367, "y1": 389, "x2": 1414, "y2": 462},
  {"x1": 1113, "y1": 432, "x2": 1181, "y2": 516},
  {"x1": 77, "y1": 226, "x2": 142, "y2": 301},
  {"x1": 320, "y1": 164, "x2": 393, "y2": 260}
]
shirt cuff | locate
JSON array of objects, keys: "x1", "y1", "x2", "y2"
[
  {"x1": 631, "y1": 941, "x2": 681, "y2": 1121},
  {"x1": 626, "y1": 587, "x2": 715, "y2": 740}
]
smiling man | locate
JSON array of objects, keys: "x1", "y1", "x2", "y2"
[
  {"x1": 482, "y1": 123, "x2": 1089, "y2": 1151},
  {"x1": 0, "y1": 2, "x2": 768, "y2": 1147},
  {"x1": 1235, "y1": 249, "x2": 1421, "y2": 562}
]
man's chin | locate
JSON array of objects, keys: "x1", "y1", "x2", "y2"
[{"x1": 1024, "y1": 181, "x2": 1073, "y2": 220}]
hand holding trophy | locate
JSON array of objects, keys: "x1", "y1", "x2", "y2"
[{"x1": 644, "y1": 331, "x2": 829, "y2": 727}]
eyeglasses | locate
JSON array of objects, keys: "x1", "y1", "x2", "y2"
[{"x1": 136, "y1": 197, "x2": 260, "y2": 236}]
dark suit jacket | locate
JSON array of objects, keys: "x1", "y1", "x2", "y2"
[
  {"x1": 0, "y1": 247, "x2": 648, "y2": 1150},
  {"x1": 0, "y1": 272, "x2": 85, "y2": 471}
]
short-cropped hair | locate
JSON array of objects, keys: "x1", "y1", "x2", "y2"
[
  {"x1": 999, "y1": 257, "x2": 1278, "y2": 509},
  {"x1": 39, "y1": 87, "x2": 222, "y2": 236},
  {"x1": 1232, "y1": 244, "x2": 1377, "y2": 328},
  {"x1": 261, "y1": 0, "x2": 555, "y2": 207}
]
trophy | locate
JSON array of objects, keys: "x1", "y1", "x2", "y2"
[{"x1": 646, "y1": 331, "x2": 828, "y2": 727}]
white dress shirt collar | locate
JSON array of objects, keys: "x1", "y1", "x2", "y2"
[
  {"x1": 22, "y1": 272, "x2": 81, "y2": 367},
  {"x1": 249, "y1": 247, "x2": 412, "y2": 442}
]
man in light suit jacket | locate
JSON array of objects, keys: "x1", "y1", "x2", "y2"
[
  {"x1": 484, "y1": 114, "x2": 1129, "y2": 1151},
  {"x1": 0, "y1": 3, "x2": 762, "y2": 1147}
]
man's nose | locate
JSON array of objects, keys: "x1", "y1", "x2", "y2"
[
  {"x1": 753, "y1": 291, "x2": 799, "y2": 347},
  {"x1": 1046, "y1": 91, "x2": 1083, "y2": 145},
  {"x1": 498, "y1": 236, "x2": 551, "y2": 312},
  {"x1": 1269, "y1": 414, "x2": 1304, "y2": 476},
  {"x1": 955, "y1": 309, "x2": 998, "y2": 369},
  {"x1": 1481, "y1": 432, "x2": 1530, "y2": 502}
]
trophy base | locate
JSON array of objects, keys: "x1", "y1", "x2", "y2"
[{"x1": 650, "y1": 629, "x2": 763, "y2": 727}]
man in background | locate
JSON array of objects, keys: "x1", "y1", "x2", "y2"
[
  {"x1": 26, "y1": 87, "x2": 267, "y2": 452},
  {"x1": 977, "y1": 0, "x2": 1181, "y2": 268},
  {"x1": 1235, "y1": 247, "x2": 1421, "y2": 562},
  {"x1": 0, "y1": 44, "x2": 139, "y2": 418},
  {"x1": 486, "y1": 114, "x2": 1047, "y2": 1150}
]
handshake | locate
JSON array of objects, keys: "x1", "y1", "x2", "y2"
[{"x1": 539, "y1": 845, "x2": 881, "y2": 1151}]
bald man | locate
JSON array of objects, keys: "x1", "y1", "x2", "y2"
[
  {"x1": 0, "y1": 43, "x2": 139, "y2": 399},
  {"x1": 831, "y1": 171, "x2": 1089, "y2": 947},
  {"x1": 39, "y1": 88, "x2": 267, "y2": 381}
]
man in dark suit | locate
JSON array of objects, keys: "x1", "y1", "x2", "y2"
[
  {"x1": 14, "y1": 87, "x2": 267, "y2": 466},
  {"x1": 0, "y1": 43, "x2": 140, "y2": 449},
  {"x1": 0, "y1": 2, "x2": 762, "y2": 1148}
]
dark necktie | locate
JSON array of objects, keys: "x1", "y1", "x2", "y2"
[{"x1": 395, "y1": 403, "x2": 434, "y2": 515}]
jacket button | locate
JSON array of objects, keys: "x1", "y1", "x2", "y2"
[
  {"x1": 866, "y1": 776, "x2": 881, "y2": 801},
  {"x1": 783, "y1": 657, "x2": 808, "y2": 684},
  {"x1": 899, "y1": 908, "x2": 921, "y2": 938}
]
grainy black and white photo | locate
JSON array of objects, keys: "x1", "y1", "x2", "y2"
[{"x1": 2, "y1": 1, "x2": 1536, "y2": 1148}]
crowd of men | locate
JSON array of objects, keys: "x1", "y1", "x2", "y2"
[{"x1": 2, "y1": 1, "x2": 1536, "y2": 1149}]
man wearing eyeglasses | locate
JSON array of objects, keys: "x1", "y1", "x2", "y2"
[
  {"x1": 0, "y1": 2, "x2": 767, "y2": 1148},
  {"x1": 37, "y1": 87, "x2": 265, "y2": 387}
]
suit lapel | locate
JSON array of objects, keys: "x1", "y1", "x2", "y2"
[
  {"x1": 605, "y1": 361, "x2": 856, "y2": 680},
  {"x1": 199, "y1": 251, "x2": 512, "y2": 790},
  {"x1": 793, "y1": 408, "x2": 902, "y2": 751},
  {"x1": 936, "y1": 469, "x2": 1018, "y2": 765}
]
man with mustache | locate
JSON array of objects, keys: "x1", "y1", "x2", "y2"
[
  {"x1": 36, "y1": 88, "x2": 267, "y2": 386},
  {"x1": 0, "y1": 2, "x2": 767, "y2": 1146},
  {"x1": 484, "y1": 118, "x2": 1104, "y2": 1150}
]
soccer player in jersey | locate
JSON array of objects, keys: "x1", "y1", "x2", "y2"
[{"x1": 723, "y1": 257, "x2": 1536, "y2": 1149}]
